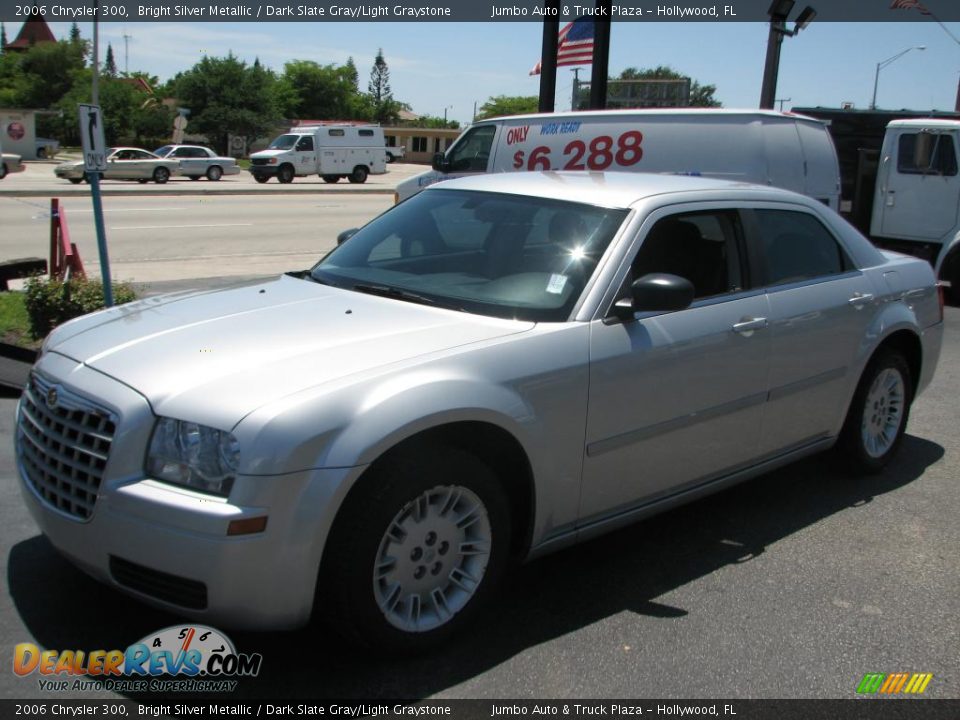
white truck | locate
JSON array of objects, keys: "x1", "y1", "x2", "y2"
[
  {"x1": 249, "y1": 124, "x2": 387, "y2": 184},
  {"x1": 870, "y1": 118, "x2": 960, "y2": 301},
  {"x1": 395, "y1": 109, "x2": 841, "y2": 209}
]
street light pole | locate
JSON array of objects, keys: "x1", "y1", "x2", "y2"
[{"x1": 871, "y1": 46, "x2": 926, "y2": 110}]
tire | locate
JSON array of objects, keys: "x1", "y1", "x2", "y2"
[
  {"x1": 322, "y1": 175, "x2": 340, "y2": 184},
  {"x1": 838, "y1": 349, "x2": 913, "y2": 474},
  {"x1": 68, "y1": 178, "x2": 82, "y2": 185},
  {"x1": 138, "y1": 179, "x2": 148, "y2": 184},
  {"x1": 253, "y1": 174, "x2": 269, "y2": 184},
  {"x1": 188, "y1": 175, "x2": 201, "y2": 181},
  {"x1": 277, "y1": 165, "x2": 295, "y2": 184},
  {"x1": 348, "y1": 166, "x2": 368, "y2": 184},
  {"x1": 321, "y1": 445, "x2": 511, "y2": 652},
  {"x1": 0, "y1": 163, "x2": 7, "y2": 180},
  {"x1": 386, "y1": 154, "x2": 395, "y2": 164},
  {"x1": 206, "y1": 165, "x2": 223, "y2": 181},
  {"x1": 153, "y1": 167, "x2": 170, "y2": 184},
  {"x1": 942, "y1": 252, "x2": 960, "y2": 306}
]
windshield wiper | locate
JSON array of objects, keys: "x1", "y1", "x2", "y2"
[{"x1": 351, "y1": 283, "x2": 438, "y2": 307}]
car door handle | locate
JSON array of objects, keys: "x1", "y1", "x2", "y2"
[
  {"x1": 732, "y1": 317, "x2": 768, "y2": 334},
  {"x1": 848, "y1": 293, "x2": 875, "y2": 307}
]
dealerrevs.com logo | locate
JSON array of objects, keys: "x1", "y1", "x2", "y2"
[{"x1": 13, "y1": 625, "x2": 263, "y2": 693}]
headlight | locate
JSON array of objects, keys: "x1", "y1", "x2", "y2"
[{"x1": 145, "y1": 417, "x2": 240, "y2": 497}]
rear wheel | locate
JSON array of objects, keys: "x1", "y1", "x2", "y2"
[
  {"x1": 253, "y1": 174, "x2": 269, "y2": 184},
  {"x1": 277, "y1": 164, "x2": 295, "y2": 184},
  {"x1": 348, "y1": 165, "x2": 368, "y2": 184},
  {"x1": 322, "y1": 175, "x2": 340, "y2": 184},
  {"x1": 321, "y1": 446, "x2": 511, "y2": 652},
  {"x1": 206, "y1": 165, "x2": 223, "y2": 181},
  {"x1": 188, "y1": 175, "x2": 201, "y2": 181},
  {"x1": 838, "y1": 349, "x2": 913, "y2": 474},
  {"x1": 153, "y1": 167, "x2": 170, "y2": 184},
  {"x1": 0, "y1": 163, "x2": 7, "y2": 180},
  {"x1": 68, "y1": 178, "x2": 82, "y2": 185},
  {"x1": 942, "y1": 251, "x2": 960, "y2": 306}
]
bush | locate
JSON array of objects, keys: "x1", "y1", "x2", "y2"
[{"x1": 24, "y1": 276, "x2": 137, "y2": 339}]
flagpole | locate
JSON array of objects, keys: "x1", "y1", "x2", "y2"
[
  {"x1": 538, "y1": 2, "x2": 560, "y2": 112},
  {"x1": 589, "y1": 1, "x2": 611, "y2": 109}
]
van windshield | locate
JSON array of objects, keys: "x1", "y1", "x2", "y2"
[
  {"x1": 311, "y1": 188, "x2": 628, "y2": 322},
  {"x1": 446, "y1": 125, "x2": 496, "y2": 172},
  {"x1": 268, "y1": 135, "x2": 299, "y2": 150}
]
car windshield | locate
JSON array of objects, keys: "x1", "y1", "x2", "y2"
[
  {"x1": 268, "y1": 135, "x2": 299, "y2": 150},
  {"x1": 154, "y1": 145, "x2": 173, "y2": 156},
  {"x1": 311, "y1": 189, "x2": 629, "y2": 322}
]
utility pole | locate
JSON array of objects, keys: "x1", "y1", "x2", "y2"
[
  {"x1": 571, "y1": 68, "x2": 580, "y2": 111},
  {"x1": 123, "y1": 32, "x2": 132, "y2": 75}
]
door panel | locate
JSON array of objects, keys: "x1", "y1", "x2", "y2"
[{"x1": 582, "y1": 293, "x2": 771, "y2": 523}]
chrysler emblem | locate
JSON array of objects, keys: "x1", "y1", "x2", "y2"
[{"x1": 45, "y1": 387, "x2": 58, "y2": 409}]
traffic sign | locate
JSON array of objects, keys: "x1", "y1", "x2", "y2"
[{"x1": 78, "y1": 104, "x2": 107, "y2": 172}]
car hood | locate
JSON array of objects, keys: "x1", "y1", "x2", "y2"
[
  {"x1": 55, "y1": 161, "x2": 83, "y2": 170},
  {"x1": 46, "y1": 274, "x2": 533, "y2": 428},
  {"x1": 251, "y1": 149, "x2": 292, "y2": 159}
]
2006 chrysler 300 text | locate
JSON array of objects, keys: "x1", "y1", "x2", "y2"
[{"x1": 17, "y1": 172, "x2": 943, "y2": 651}]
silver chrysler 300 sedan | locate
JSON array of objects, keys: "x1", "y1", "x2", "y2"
[{"x1": 17, "y1": 172, "x2": 943, "y2": 651}]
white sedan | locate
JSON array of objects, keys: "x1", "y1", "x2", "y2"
[
  {"x1": 54, "y1": 147, "x2": 182, "y2": 184},
  {"x1": 154, "y1": 144, "x2": 241, "y2": 181},
  {"x1": 0, "y1": 152, "x2": 25, "y2": 180}
]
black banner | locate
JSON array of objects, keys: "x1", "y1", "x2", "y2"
[
  {"x1": 3, "y1": 700, "x2": 960, "y2": 719},
  {"x1": 2, "y1": 0, "x2": 960, "y2": 23}
]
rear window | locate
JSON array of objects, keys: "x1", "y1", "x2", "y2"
[{"x1": 755, "y1": 210, "x2": 852, "y2": 285}]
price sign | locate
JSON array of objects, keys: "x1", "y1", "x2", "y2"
[{"x1": 78, "y1": 104, "x2": 107, "y2": 172}]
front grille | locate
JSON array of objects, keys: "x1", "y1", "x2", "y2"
[
  {"x1": 250, "y1": 158, "x2": 271, "y2": 166},
  {"x1": 17, "y1": 373, "x2": 116, "y2": 521},
  {"x1": 110, "y1": 556, "x2": 208, "y2": 610}
]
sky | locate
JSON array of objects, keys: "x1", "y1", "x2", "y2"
[{"x1": 7, "y1": 19, "x2": 960, "y2": 125}]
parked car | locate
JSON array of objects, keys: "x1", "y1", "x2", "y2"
[
  {"x1": 153, "y1": 144, "x2": 241, "y2": 181},
  {"x1": 0, "y1": 152, "x2": 25, "y2": 179},
  {"x1": 36, "y1": 137, "x2": 60, "y2": 159},
  {"x1": 54, "y1": 147, "x2": 181, "y2": 184},
  {"x1": 385, "y1": 145, "x2": 405, "y2": 163},
  {"x1": 17, "y1": 172, "x2": 943, "y2": 652}
]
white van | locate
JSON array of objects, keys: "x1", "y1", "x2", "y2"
[
  {"x1": 870, "y1": 118, "x2": 960, "y2": 300},
  {"x1": 249, "y1": 124, "x2": 387, "y2": 184},
  {"x1": 396, "y1": 109, "x2": 840, "y2": 209}
]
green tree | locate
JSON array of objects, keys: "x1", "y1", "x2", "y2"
[
  {"x1": 104, "y1": 44, "x2": 117, "y2": 77},
  {"x1": 278, "y1": 60, "x2": 358, "y2": 120},
  {"x1": 368, "y1": 48, "x2": 398, "y2": 124},
  {"x1": 69, "y1": 23, "x2": 81, "y2": 44},
  {"x1": 0, "y1": 39, "x2": 89, "y2": 109},
  {"x1": 1, "y1": 23, "x2": 8, "y2": 54},
  {"x1": 476, "y1": 95, "x2": 538, "y2": 120},
  {"x1": 171, "y1": 53, "x2": 283, "y2": 154},
  {"x1": 344, "y1": 57, "x2": 359, "y2": 90}
]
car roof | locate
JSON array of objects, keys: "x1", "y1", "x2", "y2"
[{"x1": 427, "y1": 171, "x2": 808, "y2": 210}]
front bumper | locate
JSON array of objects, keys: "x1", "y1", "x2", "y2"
[
  {"x1": 16, "y1": 352, "x2": 364, "y2": 630},
  {"x1": 247, "y1": 165, "x2": 280, "y2": 178}
]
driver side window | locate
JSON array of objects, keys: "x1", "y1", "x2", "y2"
[{"x1": 447, "y1": 126, "x2": 496, "y2": 172}]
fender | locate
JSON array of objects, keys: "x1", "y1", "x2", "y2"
[{"x1": 934, "y1": 229, "x2": 960, "y2": 278}]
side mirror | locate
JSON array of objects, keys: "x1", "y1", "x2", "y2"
[
  {"x1": 432, "y1": 152, "x2": 450, "y2": 172},
  {"x1": 610, "y1": 273, "x2": 695, "y2": 321},
  {"x1": 337, "y1": 228, "x2": 360, "y2": 246}
]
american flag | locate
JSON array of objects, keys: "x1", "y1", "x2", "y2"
[
  {"x1": 529, "y1": 19, "x2": 595, "y2": 76},
  {"x1": 890, "y1": 0, "x2": 931, "y2": 15}
]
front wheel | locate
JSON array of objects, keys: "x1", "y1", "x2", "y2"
[
  {"x1": 348, "y1": 165, "x2": 368, "y2": 184},
  {"x1": 0, "y1": 163, "x2": 7, "y2": 180},
  {"x1": 321, "y1": 446, "x2": 511, "y2": 652},
  {"x1": 68, "y1": 178, "x2": 82, "y2": 185},
  {"x1": 838, "y1": 349, "x2": 913, "y2": 474},
  {"x1": 277, "y1": 165, "x2": 295, "y2": 184},
  {"x1": 253, "y1": 174, "x2": 269, "y2": 184},
  {"x1": 153, "y1": 167, "x2": 170, "y2": 184}
]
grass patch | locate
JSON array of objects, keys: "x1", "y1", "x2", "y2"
[{"x1": 0, "y1": 292, "x2": 39, "y2": 350}]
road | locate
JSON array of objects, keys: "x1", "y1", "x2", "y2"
[
  {"x1": 1, "y1": 308, "x2": 957, "y2": 700},
  {"x1": 0, "y1": 193, "x2": 394, "y2": 284}
]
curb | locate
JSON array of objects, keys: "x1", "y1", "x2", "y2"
[{"x1": 0, "y1": 187, "x2": 397, "y2": 198}]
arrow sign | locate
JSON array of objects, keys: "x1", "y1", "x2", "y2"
[{"x1": 78, "y1": 103, "x2": 107, "y2": 172}]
